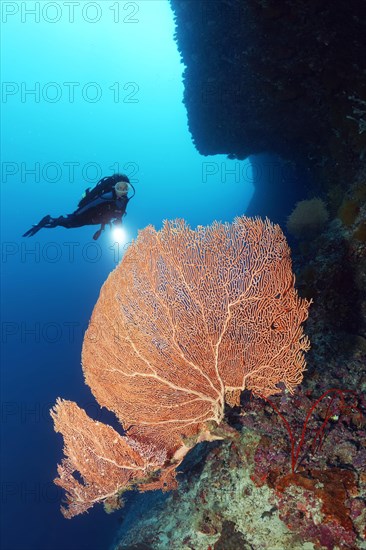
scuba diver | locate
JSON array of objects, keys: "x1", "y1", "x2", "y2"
[{"x1": 23, "y1": 173, "x2": 135, "y2": 240}]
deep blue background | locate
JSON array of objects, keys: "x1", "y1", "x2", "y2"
[{"x1": 1, "y1": 2, "x2": 253, "y2": 549}]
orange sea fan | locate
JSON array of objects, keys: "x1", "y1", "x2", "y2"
[{"x1": 51, "y1": 216, "x2": 311, "y2": 517}]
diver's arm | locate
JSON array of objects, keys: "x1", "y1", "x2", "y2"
[
  {"x1": 112, "y1": 196, "x2": 129, "y2": 225},
  {"x1": 116, "y1": 195, "x2": 129, "y2": 212}
]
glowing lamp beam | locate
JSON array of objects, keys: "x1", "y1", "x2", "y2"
[{"x1": 111, "y1": 225, "x2": 127, "y2": 244}]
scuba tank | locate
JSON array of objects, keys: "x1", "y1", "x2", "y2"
[{"x1": 77, "y1": 174, "x2": 132, "y2": 209}]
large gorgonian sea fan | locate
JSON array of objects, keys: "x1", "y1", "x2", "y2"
[{"x1": 51, "y1": 217, "x2": 311, "y2": 518}]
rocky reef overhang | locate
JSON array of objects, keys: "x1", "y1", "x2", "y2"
[{"x1": 170, "y1": 0, "x2": 366, "y2": 192}]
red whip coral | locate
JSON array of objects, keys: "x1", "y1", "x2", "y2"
[{"x1": 51, "y1": 217, "x2": 311, "y2": 517}]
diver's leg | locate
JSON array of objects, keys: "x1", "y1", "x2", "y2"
[
  {"x1": 23, "y1": 214, "x2": 82, "y2": 237},
  {"x1": 44, "y1": 214, "x2": 89, "y2": 229},
  {"x1": 45, "y1": 215, "x2": 75, "y2": 229}
]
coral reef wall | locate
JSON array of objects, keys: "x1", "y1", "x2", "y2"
[{"x1": 170, "y1": 0, "x2": 366, "y2": 190}]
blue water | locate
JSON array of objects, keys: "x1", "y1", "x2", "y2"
[{"x1": 1, "y1": 2, "x2": 253, "y2": 549}]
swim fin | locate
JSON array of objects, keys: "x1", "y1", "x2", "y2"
[{"x1": 23, "y1": 215, "x2": 52, "y2": 237}]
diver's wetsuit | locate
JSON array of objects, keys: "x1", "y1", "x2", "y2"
[{"x1": 23, "y1": 174, "x2": 133, "y2": 240}]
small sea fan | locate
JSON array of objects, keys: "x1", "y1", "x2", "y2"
[{"x1": 286, "y1": 198, "x2": 329, "y2": 239}]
